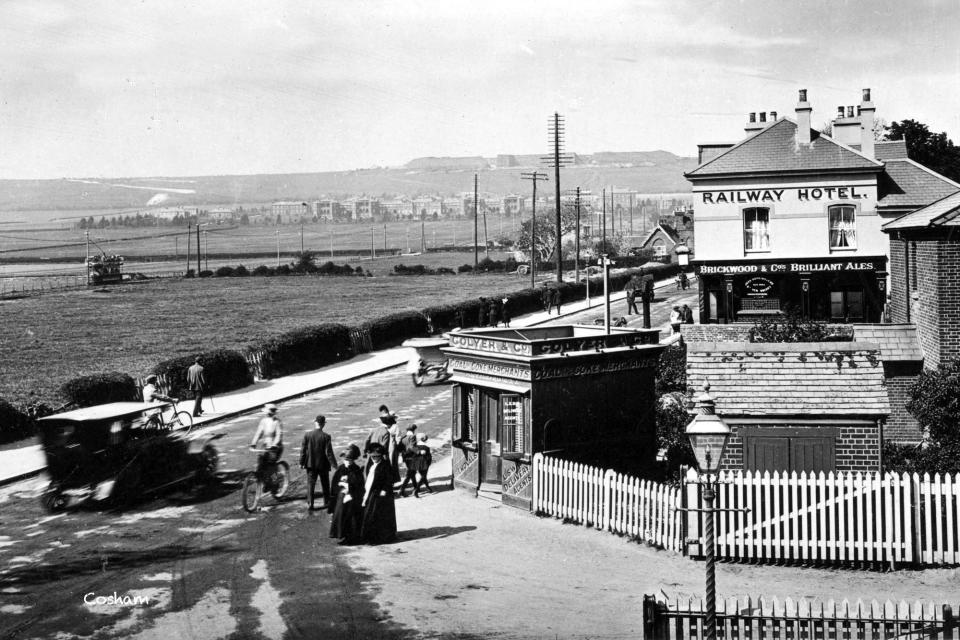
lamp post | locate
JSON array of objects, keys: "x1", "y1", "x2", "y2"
[
  {"x1": 685, "y1": 383, "x2": 731, "y2": 640},
  {"x1": 599, "y1": 254, "x2": 614, "y2": 332}
]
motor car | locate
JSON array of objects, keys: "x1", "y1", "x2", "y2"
[{"x1": 37, "y1": 401, "x2": 223, "y2": 510}]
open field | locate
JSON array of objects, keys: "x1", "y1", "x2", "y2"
[{"x1": 0, "y1": 271, "x2": 539, "y2": 407}]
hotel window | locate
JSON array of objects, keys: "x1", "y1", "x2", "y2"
[
  {"x1": 828, "y1": 205, "x2": 857, "y2": 249},
  {"x1": 743, "y1": 207, "x2": 770, "y2": 251}
]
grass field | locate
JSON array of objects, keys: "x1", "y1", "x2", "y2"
[{"x1": 0, "y1": 269, "x2": 539, "y2": 407}]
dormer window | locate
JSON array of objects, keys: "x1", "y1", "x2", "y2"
[
  {"x1": 743, "y1": 207, "x2": 770, "y2": 252},
  {"x1": 829, "y1": 205, "x2": 857, "y2": 249}
]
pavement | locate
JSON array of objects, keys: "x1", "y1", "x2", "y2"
[{"x1": 0, "y1": 271, "x2": 685, "y2": 486}]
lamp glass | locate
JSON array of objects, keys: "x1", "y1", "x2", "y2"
[{"x1": 687, "y1": 433, "x2": 729, "y2": 474}]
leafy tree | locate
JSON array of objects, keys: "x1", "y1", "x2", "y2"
[
  {"x1": 906, "y1": 360, "x2": 960, "y2": 447},
  {"x1": 885, "y1": 119, "x2": 960, "y2": 182},
  {"x1": 513, "y1": 206, "x2": 579, "y2": 263}
]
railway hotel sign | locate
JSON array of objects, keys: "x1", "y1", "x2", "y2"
[{"x1": 699, "y1": 186, "x2": 869, "y2": 204}]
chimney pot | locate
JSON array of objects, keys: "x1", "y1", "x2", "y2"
[
  {"x1": 799, "y1": 89, "x2": 807, "y2": 102},
  {"x1": 796, "y1": 89, "x2": 812, "y2": 144},
  {"x1": 837, "y1": 106, "x2": 845, "y2": 118},
  {"x1": 857, "y1": 106, "x2": 861, "y2": 116},
  {"x1": 759, "y1": 112, "x2": 767, "y2": 123},
  {"x1": 863, "y1": 88, "x2": 871, "y2": 102},
  {"x1": 749, "y1": 112, "x2": 756, "y2": 123},
  {"x1": 770, "y1": 111, "x2": 777, "y2": 120},
  {"x1": 847, "y1": 106, "x2": 855, "y2": 118}
]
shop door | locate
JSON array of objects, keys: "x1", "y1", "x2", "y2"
[{"x1": 480, "y1": 390, "x2": 501, "y2": 483}]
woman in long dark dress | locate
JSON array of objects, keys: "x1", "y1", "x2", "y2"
[
  {"x1": 361, "y1": 443, "x2": 397, "y2": 544},
  {"x1": 329, "y1": 445, "x2": 364, "y2": 545}
]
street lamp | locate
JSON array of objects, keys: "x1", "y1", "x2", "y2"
[
  {"x1": 599, "y1": 254, "x2": 614, "y2": 332},
  {"x1": 685, "y1": 383, "x2": 730, "y2": 640},
  {"x1": 675, "y1": 243, "x2": 690, "y2": 268}
]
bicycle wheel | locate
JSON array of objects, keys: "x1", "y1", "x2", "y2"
[
  {"x1": 271, "y1": 462, "x2": 290, "y2": 499},
  {"x1": 241, "y1": 473, "x2": 262, "y2": 512},
  {"x1": 169, "y1": 411, "x2": 194, "y2": 433}
]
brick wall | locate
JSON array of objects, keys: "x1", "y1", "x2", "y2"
[
  {"x1": 938, "y1": 238, "x2": 960, "y2": 366},
  {"x1": 914, "y1": 241, "x2": 942, "y2": 367},
  {"x1": 883, "y1": 361, "x2": 923, "y2": 443},
  {"x1": 888, "y1": 238, "x2": 909, "y2": 323},
  {"x1": 718, "y1": 421, "x2": 881, "y2": 473},
  {"x1": 681, "y1": 324, "x2": 752, "y2": 342}
]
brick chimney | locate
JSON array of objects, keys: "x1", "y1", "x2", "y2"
[
  {"x1": 744, "y1": 112, "x2": 762, "y2": 135},
  {"x1": 859, "y1": 88, "x2": 875, "y2": 158},
  {"x1": 796, "y1": 89, "x2": 812, "y2": 144}
]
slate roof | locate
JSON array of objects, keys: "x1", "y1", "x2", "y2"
[
  {"x1": 877, "y1": 159, "x2": 960, "y2": 210},
  {"x1": 640, "y1": 222, "x2": 682, "y2": 248},
  {"x1": 852, "y1": 324, "x2": 924, "y2": 361},
  {"x1": 872, "y1": 140, "x2": 908, "y2": 160},
  {"x1": 883, "y1": 188, "x2": 960, "y2": 230},
  {"x1": 686, "y1": 342, "x2": 890, "y2": 417},
  {"x1": 685, "y1": 119, "x2": 883, "y2": 178}
]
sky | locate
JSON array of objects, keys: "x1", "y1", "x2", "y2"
[{"x1": 1, "y1": 0, "x2": 959, "y2": 179}]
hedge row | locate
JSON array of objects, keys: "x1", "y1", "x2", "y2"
[
  {"x1": 0, "y1": 399, "x2": 35, "y2": 444},
  {"x1": 53, "y1": 261, "x2": 681, "y2": 409}
]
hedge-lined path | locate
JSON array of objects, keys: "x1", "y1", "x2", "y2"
[{"x1": 0, "y1": 268, "x2": 681, "y2": 486}]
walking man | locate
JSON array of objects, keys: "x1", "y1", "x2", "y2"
[
  {"x1": 300, "y1": 414, "x2": 338, "y2": 510},
  {"x1": 551, "y1": 288, "x2": 562, "y2": 315},
  {"x1": 624, "y1": 278, "x2": 640, "y2": 315},
  {"x1": 187, "y1": 356, "x2": 206, "y2": 418}
]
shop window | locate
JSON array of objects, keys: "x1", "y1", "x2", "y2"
[
  {"x1": 501, "y1": 394, "x2": 526, "y2": 454},
  {"x1": 743, "y1": 207, "x2": 770, "y2": 252},
  {"x1": 828, "y1": 205, "x2": 856, "y2": 249},
  {"x1": 452, "y1": 385, "x2": 477, "y2": 442},
  {"x1": 830, "y1": 290, "x2": 864, "y2": 321}
]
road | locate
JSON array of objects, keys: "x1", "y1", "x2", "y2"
[
  {"x1": 0, "y1": 368, "x2": 455, "y2": 640},
  {"x1": 543, "y1": 279, "x2": 700, "y2": 331}
]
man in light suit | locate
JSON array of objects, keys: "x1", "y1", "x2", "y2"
[
  {"x1": 186, "y1": 356, "x2": 206, "y2": 418},
  {"x1": 300, "y1": 414, "x2": 337, "y2": 510}
]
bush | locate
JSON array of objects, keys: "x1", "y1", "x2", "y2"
[
  {"x1": 184, "y1": 269, "x2": 195, "y2": 278},
  {"x1": 359, "y1": 311, "x2": 429, "y2": 350},
  {"x1": 0, "y1": 398, "x2": 34, "y2": 444},
  {"x1": 234, "y1": 265, "x2": 250, "y2": 277},
  {"x1": 318, "y1": 261, "x2": 356, "y2": 276},
  {"x1": 59, "y1": 371, "x2": 139, "y2": 407},
  {"x1": 656, "y1": 393, "x2": 696, "y2": 485},
  {"x1": 749, "y1": 308, "x2": 854, "y2": 343},
  {"x1": 199, "y1": 270, "x2": 213, "y2": 278},
  {"x1": 276, "y1": 264, "x2": 291, "y2": 275},
  {"x1": 215, "y1": 266, "x2": 235, "y2": 277},
  {"x1": 906, "y1": 359, "x2": 960, "y2": 446},
  {"x1": 457, "y1": 264, "x2": 473, "y2": 273},
  {"x1": 656, "y1": 341, "x2": 687, "y2": 395},
  {"x1": 152, "y1": 349, "x2": 253, "y2": 398},
  {"x1": 252, "y1": 265, "x2": 273, "y2": 276},
  {"x1": 254, "y1": 323, "x2": 353, "y2": 378},
  {"x1": 883, "y1": 440, "x2": 960, "y2": 475}
]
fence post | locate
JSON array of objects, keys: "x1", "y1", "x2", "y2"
[
  {"x1": 944, "y1": 604, "x2": 955, "y2": 640},
  {"x1": 602, "y1": 468, "x2": 615, "y2": 532},
  {"x1": 532, "y1": 453, "x2": 541, "y2": 514},
  {"x1": 686, "y1": 467, "x2": 701, "y2": 557}
]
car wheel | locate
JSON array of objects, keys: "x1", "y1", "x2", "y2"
[
  {"x1": 195, "y1": 444, "x2": 219, "y2": 484},
  {"x1": 40, "y1": 486, "x2": 67, "y2": 512},
  {"x1": 271, "y1": 461, "x2": 290, "y2": 499}
]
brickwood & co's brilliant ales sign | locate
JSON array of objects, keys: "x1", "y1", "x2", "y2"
[
  {"x1": 699, "y1": 185, "x2": 869, "y2": 205},
  {"x1": 696, "y1": 259, "x2": 881, "y2": 275}
]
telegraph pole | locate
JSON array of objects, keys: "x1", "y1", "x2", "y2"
[
  {"x1": 474, "y1": 173, "x2": 479, "y2": 271},
  {"x1": 521, "y1": 171, "x2": 548, "y2": 289},
  {"x1": 574, "y1": 188, "x2": 581, "y2": 284},
  {"x1": 84, "y1": 231, "x2": 90, "y2": 285},
  {"x1": 544, "y1": 113, "x2": 572, "y2": 282},
  {"x1": 276, "y1": 229, "x2": 280, "y2": 267},
  {"x1": 602, "y1": 188, "x2": 607, "y2": 254},
  {"x1": 196, "y1": 224, "x2": 201, "y2": 275}
]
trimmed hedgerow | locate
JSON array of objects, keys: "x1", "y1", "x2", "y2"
[
  {"x1": 254, "y1": 323, "x2": 353, "y2": 379},
  {"x1": 0, "y1": 398, "x2": 33, "y2": 444},
  {"x1": 59, "y1": 371, "x2": 139, "y2": 407},
  {"x1": 359, "y1": 311, "x2": 429, "y2": 350},
  {"x1": 215, "y1": 266, "x2": 235, "y2": 277},
  {"x1": 152, "y1": 349, "x2": 253, "y2": 398}
]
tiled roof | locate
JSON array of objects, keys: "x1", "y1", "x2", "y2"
[
  {"x1": 883, "y1": 188, "x2": 960, "y2": 230},
  {"x1": 640, "y1": 222, "x2": 682, "y2": 248},
  {"x1": 874, "y1": 140, "x2": 908, "y2": 160},
  {"x1": 877, "y1": 159, "x2": 960, "y2": 209},
  {"x1": 852, "y1": 324, "x2": 923, "y2": 361},
  {"x1": 686, "y1": 119, "x2": 882, "y2": 178},
  {"x1": 686, "y1": 342, "x2": 890, "y2": 416}
]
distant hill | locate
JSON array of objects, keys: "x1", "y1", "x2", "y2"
[{"x1": 0, "y1": 151, "x2": 697, "y2": 214}]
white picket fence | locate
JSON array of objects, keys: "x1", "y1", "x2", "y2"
[
  {"x1": 686, "y1": 469, "x2": 960, "y2": 566},
  {"x1": 531, "y1": 453, "x2": 684, "y2": 552}
]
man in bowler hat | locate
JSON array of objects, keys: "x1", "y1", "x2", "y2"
[
  {"x1": 300, "y1": 414, "x2": 338, "y2": 510},
  {"x1": 187, "y1": 356, "x2": 206, "y2": 418}
]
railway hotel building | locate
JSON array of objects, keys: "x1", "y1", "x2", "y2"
[{"x1": 685, "y1": 89, "x2": 959, "y2": 324}]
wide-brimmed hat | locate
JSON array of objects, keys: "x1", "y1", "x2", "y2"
[
  {"x1": 263, "y1": 403, "x2": 278, "y2": 415},
  {"x1": 341, "y1": 444, "x2": 360, "y2": 460}
]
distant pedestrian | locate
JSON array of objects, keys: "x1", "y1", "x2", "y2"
[
  {"x1": 551, "y1": 288, "x2": 562, "y2": 315},
  {"x1": 186, "y1": 356, "x2": 206, "y2": 418},
  {"x1": 364, "y1": 405, "x2": 394, "y2": 473},
  {"x1": 478, "y1": 297, "x2": 488, "y2": 327},
  {"x1": 501, "y1": 298, "x2": 511, "y2": 327},
  {"x1": 398, "y1": 425, "x2": 419, "y2": 498},
  {"x1": 624, "y1": 279, "x2": 639, "y2": 315},
  {"x1": 675, "y1": 274, "x2": 682, "y2": 290},
  {"x1": 457, "y1": 307, "x2": 467, "y2": 329},
  {"x1": 541, "y1": 284, "x2": 551, "y2": 313},
  {"x1": 670, "y1": 306, "x2": 683, "y2": 335},
  {"x1": 411, "y1": 432, "x2": 433, "y2": 497},
  {"x1": 300, "y1": 414, "x2": 338, "y2": 510},
  {"x1": 682, "y1": 304, "x2": 694, "y2": 324},
  {"x1": 488, "y1": 298, "x2": 500, "y2": 327},
  {"x1": 680, "y1": 272, "x2": 689, "y2": 290},
  {"x1": 361, "y1": 443, "x2": 397, "y2": 544},
  {"x1": 329, "y1": 444, "x2": 364, "y2": 545}
]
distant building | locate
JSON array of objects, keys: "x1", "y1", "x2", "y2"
[
  {"x1": 271, "y1": 201, "x2": 310, "y2": 223},
  {"x1": 502, "y1": 194, "x2": 525, "y2": 217}
]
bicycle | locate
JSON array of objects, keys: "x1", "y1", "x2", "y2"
[
  {"x1": 146, "y1": 401, "x2": 193, "y2": 434},
  {"x1": 241, "y1": 446, "x2": 290, "y2": 512}
]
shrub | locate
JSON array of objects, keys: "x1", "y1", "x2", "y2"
[
  {"x1": 883, "y1": 440, "x2": 960, "y2": 475},
  {"x1": 656, "y1": 341, "x2": 687, "y2": 395},
  {"x1": 184, "y1": 269, "x2": 195, "y2": 278},
  {"x1": 234, "y1": 264, "x2": 249, "y2": 277},
  {"x1": 0, "y1": 398, "x2": 34, "y2": 444},
  {"x1": 656, "y1": 393, "x2": 696, "y2": 485},
  {"x1": 199, "y1": 270, "x2": 213, "y2": 278},
  {"x1": 59, "y1": 371, "x2": 139, "y2": 407},
  {"x1": 749, "y1": 308, "x2": 854, "y2": 343},
  {"x1": 253, "y1": 323, "x2": 353, "y2": 378},
  {"x1": 291, "y1": 251, "x2": 319, "y2": 274},
  {"x1": 906, "y1": 359, "x2": 960, "y2": 447},
  {"x1": 152, "y1": 349, "x2": 253, "y2": 398},
  {"x1": 359, "y1": 311, "x2": 429, "y2": 350},
  {"x1": 457, "y1": 264, "x2": 473, "y2": 273},
  {"x1": 436, "y1": 267, "x2": 455, "y2": 275},
  {"x1": 275, "y1": 264, "x2": 291, "y2": 275},
  {"x1": 215, "y1": 266, "x2": 235, "y2": 277},
  {"x1": 252, "y1": 265, "x2": 273, "y2": 276},
  {"x1": 318, "y1": 261, "x2": 356, "y2": 275}
]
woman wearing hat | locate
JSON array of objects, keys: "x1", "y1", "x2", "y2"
[
  {"x1": 250, "y1": 403, "x2": 284, "y2": 469},
  {"x1": 361, "y1": 442, "x2": 397, "y2": 544},
  {"x1": 329, "y1": 444, "x2": 364, "y2": 544}
]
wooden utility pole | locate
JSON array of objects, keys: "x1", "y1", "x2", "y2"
[
  {"x1": 186, "y1": 223, "x2": 191, "y2": 275},
  {"x1": 602, "y1": 188, "x2": 607, "y2": 254},
  {"x1": 474, "y1": 173, "x2": 479, "y2": 270},
  {"x1": 196, "y1": 224, "x2": 201, "y2": 275},
  {"x1": 574, "y1": 187, "x2": 581, "y2": 285},
  {"x1": 544, "y1": 113, "x2": 572, "y2": 282},
  {"x1": 521, "y1": 171, "x2": 548, "y2": 289}
]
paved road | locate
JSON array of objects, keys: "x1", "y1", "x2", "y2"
[
  {"x1": 0, "y1": 368, "x2": 456, "y2": 640},
  {"x1": 543, "y1": 281, "x2": 700, "y2": 330}
]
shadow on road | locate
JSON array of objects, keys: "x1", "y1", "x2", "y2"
[{"x1": 397, "y1": 525, "x2": 476, "y2": 541}]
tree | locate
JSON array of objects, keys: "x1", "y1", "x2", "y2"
[
  {"x1": 885, "y1": 119, "x2": 960, "y2": 182},
  {"x1": 512, "y1": 206, "x2": 578, "y2": 264}
]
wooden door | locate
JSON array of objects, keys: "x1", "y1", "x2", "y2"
[
  {"x1": 790, "y1": 437, "x2": 835, "y2": 474},
  {"x1": 480, "y1": 390, "x2": 501, "y2": 483},
  {"x1": 746, "y1": 437, "x2": 789, "y2": 472}
]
